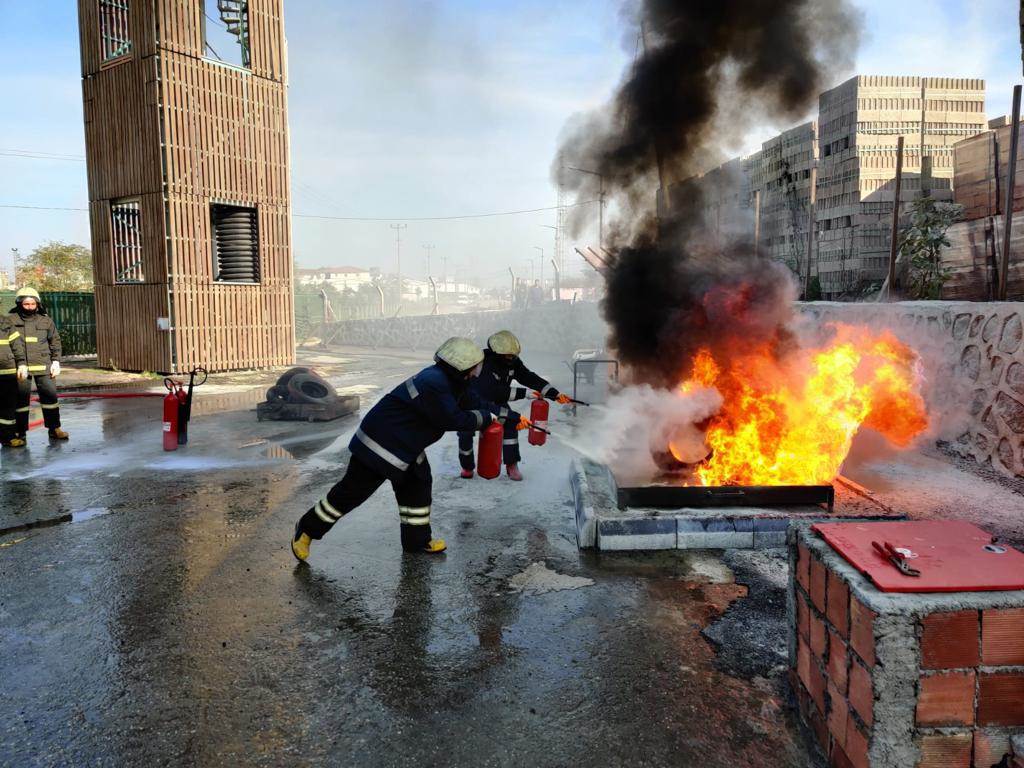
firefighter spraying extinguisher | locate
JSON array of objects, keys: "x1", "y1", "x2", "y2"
[
  {"x1": 477, "y1": 420, "x2": 503, "y2": 479},
  {"x1": 163, "y1": 378, "x2": 187, "y2": 451}
]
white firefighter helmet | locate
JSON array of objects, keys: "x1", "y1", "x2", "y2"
[
  {"x1": 487, "y1": 330, "x2": 521, "y2": 356},
  {"x1": 434, "y1": 337, "x2": 484, "y2": 372},
  {"x1": 15, "y1": 286, "x2": 41, "y2": 302}
]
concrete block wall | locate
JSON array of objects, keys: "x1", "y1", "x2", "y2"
[
  {"x1": 803, "y1": 302, "x2": 1024, "y2": 479},
  {"x1": 790, "y1": 525, "x2": 1024, "y2": 767},
  {"x1": 326, "y1": 301, "x2": 606, "y2": 358}
]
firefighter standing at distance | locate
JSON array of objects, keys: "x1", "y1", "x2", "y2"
[
  {"x1": 8, "y1": 288, "x2": 68, "y2": 441},
  {"x1": 291, "y1": 337, "x2": 522, "y2": 562},
  {"x1": 457, "y1": 330, "x2": 570, "y2": 481},
  {"x1": 0, "y1": 313, "x2": 29, "y2": 448}
]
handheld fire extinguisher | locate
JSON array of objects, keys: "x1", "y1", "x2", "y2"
[
  {"x1": 528, "y1": 396, "x2": 549, "y2": 446},
  {"x1": 163, "y1": 378, "x2": 187, "y2": 451},
  {"x1": 477, "y1": 420, "x2": 504, "y2": 479}
]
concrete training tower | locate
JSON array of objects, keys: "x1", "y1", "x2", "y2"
[{"x1": 77, "y1": 0, "x2": 294, "y2": 372}]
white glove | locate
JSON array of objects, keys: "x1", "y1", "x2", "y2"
[
  {"x1": 16, "y1": 365, "x2": 28, "y2": 381},
  {"x1": 50, "y1": 361, "x2": 61, "y2": 378}
]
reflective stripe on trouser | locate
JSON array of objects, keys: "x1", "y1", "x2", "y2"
[
  {"x1": 501, "y1": 417, "x2": 520, "y2": 464},
  {"x1": 0, "y1": 376, "x2": 18, "y2": 443},
  {"x1": 298, "y1": 455, "x2": 387, "y2": 540},
  {"x1": 395, "y1": 458, "x2": 433, "y2": 551},
  {"x1": 457, "y1": 430, "x2": 475, "y2": 470},
  {"x1": 296, "y1": 453, "x2": 434, "y2": 551},
  {"x1": 15, "y1": 373, "x2": 60, "y2": 433}
]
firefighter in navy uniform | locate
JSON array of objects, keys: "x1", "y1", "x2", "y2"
[
  {"x1": 457, "y1": 330, "x2": 570, "y2": 481},
  {"x1": 0, "y1": 313, "x2": 29, "y2": 448},
  {"x1": 9, "y1": 288, "x2": 68, "y2": 441},
  {"x1": 291, "y1": 337, "x2": 522, "y2": 562}
]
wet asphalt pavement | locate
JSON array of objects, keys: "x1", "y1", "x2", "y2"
[{"x1": 0, "y1": 348, "x2": 811, "y2": 767}]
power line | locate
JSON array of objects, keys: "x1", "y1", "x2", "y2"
[
  {"x1": 0, "y1": 199, "x2": 600, "y2": 221},
  {"x1": 0, "y1": 204, "x2": 88, "y2": 212},
  {"x1": 291, "y1": 200, "x2": 598, "y2": 222},
  {"x1": 0, "y1": 149, "x2": 85, "y2": 162}
]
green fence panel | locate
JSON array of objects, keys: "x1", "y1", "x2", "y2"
[{"x1": 0, "y1": 290, "x2": 97, "y2": 357}]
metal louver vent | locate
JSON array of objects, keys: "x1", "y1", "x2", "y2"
[{"x1": 211, "y1": 203, "x2": 259, "y2": 283}]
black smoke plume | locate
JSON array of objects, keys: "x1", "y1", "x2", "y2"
[{"x1": 556, "y1": 0, "x2": 860, "y2": 386}]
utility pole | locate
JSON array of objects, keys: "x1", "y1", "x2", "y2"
[
  {"x1": 803, "y1": 164, "x2": 817, "y2": 300},
  {"x1": 566, "y1": 166, "x2": 605, "y2": 249},
  {"x1": 508, "y1": 266, "x2": 517, "y2": 310},
  {"x1": 550, "y1": 258, "x2": 561, "y2": 302},
  {"x1": 753, "y1": 189, "x2": 761, "y2": 256},
  {"x1": 422, "y1": 243, "x2": 434, "y2": 280},
  {"x1": 999, "y1": 85, "x2": 1021, "y2": 301},
  {"x1": 441, "y1": 254, "x2": 448, "y2": 293},
  {"x1": 389, "y1": 223, "x2": 407, "y2": 302},
  {"x1": 885, "y1": 136, "x2": 905, "y2": 301},
  {"x1": 555, "y1": 163, "x2": 567, "y2": 275},
  {"x1": 533, "y1": 246, "x2": 544, "y2": 291},
  {"x1": 541, "y1": 224, "x2": 557, "y2": 278}
]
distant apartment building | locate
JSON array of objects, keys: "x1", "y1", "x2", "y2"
[
  {"x1": 814, "y1": 76, "x2": 986, "y2": 296},
  {"x1": 754, "y1": 121, "x2": 818, "y2": 274},
  {"x1": 296, "y1": 266, "x2": 373, "y2": 291}
]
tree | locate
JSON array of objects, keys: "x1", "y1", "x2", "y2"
[
  {"x1": 15, "y1": 241, "x2": 93, "y2": 291},
  {"x1": 898, "y1": 198, "x2": 962, "y2": 300}
]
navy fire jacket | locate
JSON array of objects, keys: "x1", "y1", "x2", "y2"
[
  {"x1": 469, "y1": 349, "x2": 560, "y2": 407},
  {"x1": 351, "y1": 363, "x2": 505, "y2": 481}
]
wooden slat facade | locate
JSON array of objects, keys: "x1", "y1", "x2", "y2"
[
  {"x1": 78, "y1": 0, "x2": 294, "y2": 373},
  {"x1": 940, "y1": 214, "x2": 1024, "y2": 301},
  {"x1": 953, "y1": 122, "x2": 1024, "y2": 221}
]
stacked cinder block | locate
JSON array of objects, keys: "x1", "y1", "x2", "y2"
[{"x1": 790, "y1": 525, "x2": 1024, "y2": 767}]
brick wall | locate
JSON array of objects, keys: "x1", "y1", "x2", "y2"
[{"x1": 791, "y1": 526, "x2": 1024, "y2": 767}]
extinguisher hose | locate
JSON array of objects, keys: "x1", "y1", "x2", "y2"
[
  {"x1": 30, "y1": 392, "x2": 165, "y2": 402},
  {"x1": 25, "y1": 391, "x2": 163, "y2": 429}
]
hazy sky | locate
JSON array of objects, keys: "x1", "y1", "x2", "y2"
[{"x1": 0, "y1": 0, "x2": 1019, "y2": 287}]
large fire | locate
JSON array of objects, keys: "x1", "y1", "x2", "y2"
[{"x1": 668, "y1": 324, "x2": 928, "y2": 486}]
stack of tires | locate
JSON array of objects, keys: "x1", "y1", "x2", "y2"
[{"x1": 265, "y1": 367, "x2": 337, "y2": 405}]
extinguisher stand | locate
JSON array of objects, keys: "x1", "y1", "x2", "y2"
[{"x1": 177, "y1": 367, "x2": 208, "y2": 445}]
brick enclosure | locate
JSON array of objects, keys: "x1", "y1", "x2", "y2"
[{"x1": 790, "y1": 525, "x2": 1024, "y2": 767}]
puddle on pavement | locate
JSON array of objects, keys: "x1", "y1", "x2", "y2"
[
  {"x1": 71, "y1": 506, "x2": 111, "y2": 523},
  {"x1": 507, "y1": 561, "x2": 594, "y2": 594}
]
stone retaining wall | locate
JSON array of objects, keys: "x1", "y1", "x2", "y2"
[{"x1": 325, "y1": 301, "x2": 605, "y2": 358}]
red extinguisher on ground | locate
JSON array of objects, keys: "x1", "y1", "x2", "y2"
[
  {"x1": 529, "y1": 395, "x2": 549, "y2": 446},
  {"x1": 163, "y1": 378, "x2": 187, "y2": 451},
  {"x1": 477, "y1": 420, "x2": 504, "y2": 479}
]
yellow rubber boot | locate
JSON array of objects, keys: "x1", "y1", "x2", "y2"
[
  {"x1": 3, "y1": 437, "x2": 26, "y2": 448},
  {"x1": 291, "y1": 522, "x2": 312, "y2": 562},
  {"x1": 48, "y1": 428, "x2": 69, "y2": 440},
  {"x1": 423, "y1": 539, "x2": 447, "y2": 554}
]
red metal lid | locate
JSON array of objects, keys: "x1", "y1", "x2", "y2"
[{"x1": 812, "y1": 520, "x2": 1024, "y2": 593}]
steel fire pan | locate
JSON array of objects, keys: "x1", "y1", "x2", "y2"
[{"x1": 617, "y1": 483, "x2": 834, "y2": 512}]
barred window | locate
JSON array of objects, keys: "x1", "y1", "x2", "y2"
[
  {"x1": 99, "y1": 0, "x2": 132, "y2": 62},
  {"x1": 211, "y1": 203, "x2": 260, "y2": 283},
  {"x1": 111, "y1": 199, "x2": 144, "y2": 283}
]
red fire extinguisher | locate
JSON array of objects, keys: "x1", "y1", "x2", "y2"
[
  {"x1": 477, "y1": 420, "x2": 504, "y2": 479},
  {"x1": 529, "y1": 396, "x2": 549, "y2": 446},
  {"x1": 163, "y1": 378, "x2": 187, "y2": 451}
]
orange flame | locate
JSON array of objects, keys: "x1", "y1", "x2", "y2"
[{"x1": 668, "y1": 325, "x2": 928, "y2": 486}]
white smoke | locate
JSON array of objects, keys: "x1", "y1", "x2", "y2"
[{"x1": 570, "y1": 383, "x2": 723, "y2": 483}]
